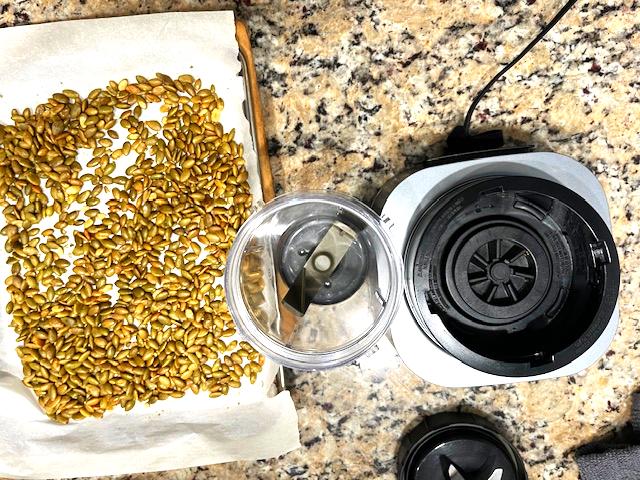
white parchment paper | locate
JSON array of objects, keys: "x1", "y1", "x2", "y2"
[{"x1": 0, "y1": 12, "x2": 299, "y2": 479}]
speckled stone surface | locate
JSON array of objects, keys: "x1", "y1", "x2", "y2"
[{"x1": 1, "y1": 1, "x2": 639, "y2": 479}]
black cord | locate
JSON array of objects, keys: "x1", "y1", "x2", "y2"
[{"x1": 463, "y1": 0, "x2": 580, "y2": 136}]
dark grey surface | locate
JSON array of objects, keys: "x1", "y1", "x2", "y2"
[{"x1": 577, "y1": 394, "x2": 640, "y2": 480}]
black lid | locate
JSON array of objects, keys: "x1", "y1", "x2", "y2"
[{"x1": 398, "y1": 412, "x2": 527, "y2": 480}]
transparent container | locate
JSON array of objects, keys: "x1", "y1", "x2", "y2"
[{"x1": 225, "y1": 192, "x2": 403, "y2": 370}]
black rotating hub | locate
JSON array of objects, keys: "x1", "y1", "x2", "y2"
[
  {"x1": 405, "y1": 176, "x2": 620, "y2": 377},
  {"x1": 444, "y1": 220, "x2": 563, "y2": 330},
  {"x1": 466, "y1": 237, "x2": 536, "y2": 306}
]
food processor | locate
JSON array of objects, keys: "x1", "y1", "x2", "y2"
[
  {"x1": 374, "y1": 150, "x2": 620, "y2": 386},
  {"x1": 224, "y1": 149, "x2": 620, "y2": 387},
  {"x1": 224, "y1": 0, "x2": 620, "y2": 386}
]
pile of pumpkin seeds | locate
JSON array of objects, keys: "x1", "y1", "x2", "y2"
[{"x1": 0, "y1": 73, "x2": 264, "y2": 423}]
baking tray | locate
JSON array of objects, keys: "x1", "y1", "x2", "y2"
[
  {"x1": 236, "y1": 20, "x2": 275, "y2": 203},
  {"x1": 236, "y1": 20, "x2": 285, "y2": 392}
]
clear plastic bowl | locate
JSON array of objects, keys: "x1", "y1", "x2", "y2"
[{"x1": 225, "y1": 192, "x2": 402, "y2": 370}]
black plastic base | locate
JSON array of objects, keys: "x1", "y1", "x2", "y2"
[
  {"x1": 398, "y1": 412, "x2": 528, "y2": 480},
  {"x1": 404, "y1": 175, "x2": 620, "y2": 377}
]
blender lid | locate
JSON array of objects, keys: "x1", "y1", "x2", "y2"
[{"x1": 225, "y1": 192, "x2": 403, "y2": 370}]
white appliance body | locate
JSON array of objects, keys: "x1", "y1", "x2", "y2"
[{"x1": 382, "y1": 152, "x2": 619, "y2": 387}]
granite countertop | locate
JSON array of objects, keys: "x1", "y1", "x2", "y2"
[{"x1": 1, "y1": 1, "x2": 639, "y2": 479}]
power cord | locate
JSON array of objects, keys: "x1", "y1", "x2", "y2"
[{"x1": 446, "y1": 0, "x2": 580, "y2": 154}]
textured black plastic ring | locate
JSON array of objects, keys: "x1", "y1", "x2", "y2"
[
  {"x1": 404, "y1": 176, "x2": 620, "y2": 377},
  {"x1": 406, "y1": 179, "x2": 573, "y2": 335},
  {"x1": 445, "y1": 221, "x2": 553, "y2": 324}
]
